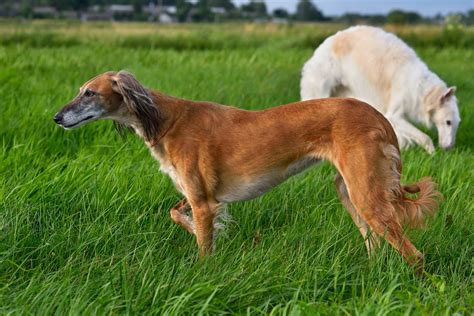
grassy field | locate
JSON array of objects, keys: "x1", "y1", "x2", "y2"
[{"x1": 0, "y1": 20, "x2": 473, "y2": 314}]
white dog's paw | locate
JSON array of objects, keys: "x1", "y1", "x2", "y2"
[{"x1": 421, "y1": 137, "x2": 435, "y2": 154}]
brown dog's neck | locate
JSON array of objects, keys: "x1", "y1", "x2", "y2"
[{"x1": 143, "y1": 90, "x2": 184, "y2": 147}]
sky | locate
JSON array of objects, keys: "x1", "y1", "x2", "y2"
[{"x1": 232, "y1": 0, "x2": 474, "y2": 16}]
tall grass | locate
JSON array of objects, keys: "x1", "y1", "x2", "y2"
[
  {"x1": 2, "y1": 20, "x2": 474, "y2": 50},
  {"x1": 0, "y1": 21, "x2": 473, "y2": 314}
]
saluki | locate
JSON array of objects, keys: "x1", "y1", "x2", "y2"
[{"x1": 54, "y1": 71, "x2": 441, "y2": 273}]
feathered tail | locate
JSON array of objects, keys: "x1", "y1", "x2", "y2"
[{"x1": 398, "y1": 177, "x2": 442, "y2": 228}]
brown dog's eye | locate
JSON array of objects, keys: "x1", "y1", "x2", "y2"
[
  {"x1": 446, "y1": 120, "x2": 452, "y2": 126},
  {"x1": 84, "y1": 89, "x2": 95, "y2": 97}
]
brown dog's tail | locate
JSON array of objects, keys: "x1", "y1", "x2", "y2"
[{"x1": 398, "y1": 177, "x2": 442, "y2": 228}]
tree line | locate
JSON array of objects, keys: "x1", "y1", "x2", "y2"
[{"x1": 2, "y1": 0, "x2": 474, "y2": 25}]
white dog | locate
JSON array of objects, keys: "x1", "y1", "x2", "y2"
[{"x1": 301, "y1": 26, "x2": 460, "y2": 153}]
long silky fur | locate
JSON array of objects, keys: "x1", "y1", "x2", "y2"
[
  {"x1": 213, "y1": 204, "x2": 234, "y2": 235},
  {"x1": 399, "y1": 178, "x2": 442, "y2": 228},
  {"x1": 114, "y1": 121, "x2": 134, "y2": 137},
  {"x1": 113, "y1": 71, "x2": 163, "y2": 141},
  {"x1": 384, "y1": 144, "x2": 442, "y2": 228}
]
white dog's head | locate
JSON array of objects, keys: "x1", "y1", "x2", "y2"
[{"x1": 425, "y1": 86, "x2": 460, "y2": 150}]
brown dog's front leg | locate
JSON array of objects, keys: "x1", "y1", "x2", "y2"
[{"x1": 170, "y1": 198, "x2": 195, "y2": 234}]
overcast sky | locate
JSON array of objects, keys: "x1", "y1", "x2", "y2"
[{"x1": 232, "y1": 0, "x2": 473, "y2": 16}]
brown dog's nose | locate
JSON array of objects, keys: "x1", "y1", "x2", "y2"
[{"x1": 53, "y1": 114, "x2": 62, "y2": 124}]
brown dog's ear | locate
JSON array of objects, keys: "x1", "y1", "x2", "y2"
[{"x1": 111, "y1": 71, "x2": 162, "y2": 141}]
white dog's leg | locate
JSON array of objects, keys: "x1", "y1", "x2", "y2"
[{"x1": 388, "y1": 116, "x2": 435, "y2": 154}]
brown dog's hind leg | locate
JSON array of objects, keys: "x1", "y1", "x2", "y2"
[
  {"x1": 188, "y1": 200, "x2": 219, "y2": 257},
  {"x1": 331, "y1": 136, "x2": 426, "y2": 274},
  {"x1": 341, "y1": 173, "x2": 425, "y2": 274},
  {"x1": 366, "y1": 213, "x2": 424, "y2": 274},
  {"x1": 334, "y1": 172, "x2": 380, "y2": 256},
  {"x1": 170, "y1": 199, "x2": 195, "y2": 234}
]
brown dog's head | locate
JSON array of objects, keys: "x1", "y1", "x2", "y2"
[{"x1": 53, "y1": 71, "x2": 161, "y2": 141}]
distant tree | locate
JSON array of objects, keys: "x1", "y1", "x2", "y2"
[
  {"x1": 366, "y1": 14, "x2": 386, "y2": 25},
  {"x1": 338, "y1": 13, "x2": 362, "y2": 24},
  {"x1": 50, "y1": 0, "x2": 70, "y2": 11},
  {"x1": 464, "y1": 10, "x2": 474, "y2": 25},
  {"x1": 241, "y1": 0, "x2": 267, "y2": 18},
  {"x1": 273, "y1": 8, "x2": 289, "y2": 19},
  {"x1": 295, "y1": 0, "x2": 323, "y2": 21},
  {"x1": 195, "y1": 0, "x2": 212, "y2": 21},
  {"x1": 20, "y1": 1, "x2": 33, "y2": 18},
  {"x1": 132, "y1": 0, "x2": 142, "y2": 15},
  {"x1": 338, "y1": 12, "x2": 386, "y2": 25},
  {"x1": 432, "y1": 13, "x2": 444, "y2": 23},
  {"x1": 387, "y1": 9, "x2": 422, "y2": 24},
  {"x1": 71, "y1": 0, "x2": 89, "y2": 12},
  {"x1": 176, "y1": 0, "x2": 192, "y2": 22},
  {"x1": 209, "y1": 0, "x2": 235, "y2": 10}
]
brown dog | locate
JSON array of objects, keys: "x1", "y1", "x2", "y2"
[{"x1": 54, "y1": 71, "x2": 440, "y2": 273}]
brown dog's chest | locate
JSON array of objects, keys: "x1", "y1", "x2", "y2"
[{"x1": 149, "y1": 145, "x2": 186, "y2": 195}]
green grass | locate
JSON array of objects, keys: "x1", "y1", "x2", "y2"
[{"x1": 0, "y1": 21, "x2": 473, "y2": 314}]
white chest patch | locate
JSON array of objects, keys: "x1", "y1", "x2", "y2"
[
  {"x1": 160, "y1": 163, "x2": 185, "y2": 194},
  {"x1": 150, "y1": 147, "x2": 185, "y2": 195}
]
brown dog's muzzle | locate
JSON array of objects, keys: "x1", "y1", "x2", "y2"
[
  {"x1": 53, "y1": 113, "x2": 63, "y2": 124},
  {"x1": 53, "y1": 99, "x2": 104, "y2": 129}
]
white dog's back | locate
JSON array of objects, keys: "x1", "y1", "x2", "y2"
[
  {"x1": 301, "y1": 26, "x2": 424, "y2": 110},
  {"x1": 301, "y1": 26, "x2": 459, "y2": 152}
]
